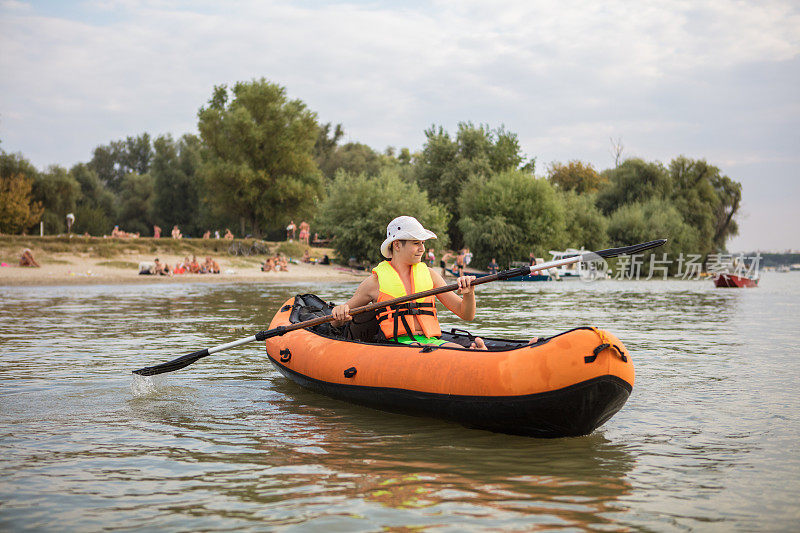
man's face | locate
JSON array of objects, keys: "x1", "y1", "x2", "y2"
[{"x1": 395, "y1": 240, "x2": 426, "y2": 263}]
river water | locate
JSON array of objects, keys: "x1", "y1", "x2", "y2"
[{"x1": 1, "y1": 274, "x2": 799, "y2": 531}]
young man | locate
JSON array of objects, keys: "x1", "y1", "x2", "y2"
[
  {"x1": 455, "y1": 249, "x2": 466, "y2": 276},
  {"x1": 331, "y1": 216, "x2": 486, "y2": 350}
]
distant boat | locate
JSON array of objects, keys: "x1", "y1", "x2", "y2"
[
  {"x1": 713, "y1": 273, "x2": 759, "y2": 288},
  {"x1": 546, "y1": 249, "x2": 585, "y2": 280}
]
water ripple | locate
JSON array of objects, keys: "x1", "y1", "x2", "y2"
[{"x1": 1, "y1": 275, "x2": 799, "y2": 530}]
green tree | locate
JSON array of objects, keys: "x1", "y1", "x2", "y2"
[
  {"x1": 151, "y1": 134, "x2": 202, "y2": 236},
  {"x1": 313, "y1": 122, "x2": 344, "y2": 178},
  {"x1": 315, "y1": 169, "x2": 450, "y2": 264},
  {"x1": 117, "y1": 173, "x2": 154, "y2": 235},
  {"x1": 0, "y1": 151, "x2": 39, "y2": 184},
  {"x1": 0, "y1": 173, "x2": 43, "y2": 234},
  {"x1": 32, "y1": 166, "x2": 81, "y2": 234},
  {"x1": 88, "y1": 133, "x2": 152, "y2": 191},
  {"x1": 558, "y1": 191, "x2": 609, "y2": 250},
  {"x1": 69, "y1": 163, "x2": 116, "y2": 236},
  {"x1": 387, "y1": 146, "x2": 418, "y2": 183},
  {"x1": 596, "y1": 158, "x2": 672, "y2": 214},
  {"x1": 710, "y1": 173, "x2": 741, "y2": 250},
  {"x1": 198, "y1": 79, "x2": 323, "y2": 237},
  {"x1": 396, "y1": 147, "x2": 413, "y2": 165},
  {"x1": 668, "y1": 156, "x2": 741, "y2": 253},
  {"x1": 596, "y1": 156, "x2": 743, "y2": 255},
  {"x1": 318, "y1": 142, "x2": 385, "y2": 179},
  {"x1": 606, "y1": 198, "x2": 699, "y2": 261},
  {"x1": 1, "y1": 151, "x2": 43, "y2": 233},
  {"x1": 122, "y1": 133, "x2": 152, "y2": 175},
  {"x1": 415, "y1": 122, "x2": 530, "y2": 247},
  {"x1": 458, "y1": 170, "x2": 565, "y2": 269},
  {"x1": 547, "y1": 160, "x2": 607, "y2": 194}
]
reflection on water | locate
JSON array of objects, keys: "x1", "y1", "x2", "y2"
[{"x1": 1, "y1": 276, "x2": 799, "y2": 530}]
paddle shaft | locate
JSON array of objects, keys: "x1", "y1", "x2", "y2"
[
  {"x1": 132, "y1": 239, "x2": 666, "y2": 376},
  {"x1": 344, "y1": 239, "x2": 667, "y2": 320}
]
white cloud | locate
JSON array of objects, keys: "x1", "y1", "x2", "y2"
[{"x1": 1, "y1": 0, "x2": 799, "y2": 248}]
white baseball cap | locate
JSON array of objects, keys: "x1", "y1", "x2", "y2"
[{"x1": 380, "y1": 216, "x2": 437, "y2": 258}]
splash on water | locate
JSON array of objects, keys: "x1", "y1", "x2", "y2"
[{"x1": 130, "y1": 373, "x2": 165, "y2": 397}]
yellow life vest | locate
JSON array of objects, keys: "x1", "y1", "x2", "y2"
[{"x1": 373, "y1": 260, "x2": 441, "y2": 339}]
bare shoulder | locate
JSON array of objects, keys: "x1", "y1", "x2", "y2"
[
  {"x1": 361, "y1": 272, "x2": 379, "y2": 289},
  {"x1": 357, "y1": 272, "x2": 380, "y2": 297}
]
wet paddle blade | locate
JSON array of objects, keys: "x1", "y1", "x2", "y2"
[
  {"x1": 132, "y1": 348, "x2": 210, "y2": 376},
  {"x1": 593, "y1": 239, "x2": 667, "y2": 259}
]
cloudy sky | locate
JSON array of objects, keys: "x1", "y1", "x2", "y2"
[{"x1": 1, "y1": 0, "x2": 798, "y2": 251}]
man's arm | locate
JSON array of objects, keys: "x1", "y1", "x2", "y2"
[{"x1": 430, "y1": 268, "x2": 476, "y2": 321}]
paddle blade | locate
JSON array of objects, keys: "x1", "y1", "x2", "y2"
[
  {"x1": 593, "y1": 239, "x2": 666, "y2": 259},
  {"x1": 132, "y1": 348, "x2": 210, "y2": 376}
]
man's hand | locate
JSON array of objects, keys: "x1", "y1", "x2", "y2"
[
  {"x1": 331, "y1": 304, "x2": 352, "y2": 322},
  {"x1": 457, "y1": 275, "x2": 477, "y2": 295}
]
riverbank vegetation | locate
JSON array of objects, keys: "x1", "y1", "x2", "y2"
[{"x1": 1, "y1": 78, "x2": 742, "y2": 269}]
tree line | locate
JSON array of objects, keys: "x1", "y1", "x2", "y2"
[{"x1": 1, "y1": 78, "x2": 741, "y2": 268}]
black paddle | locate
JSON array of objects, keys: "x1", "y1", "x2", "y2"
[{"x1": 132, "y1": 239, "x2": 666, "y2": 376}]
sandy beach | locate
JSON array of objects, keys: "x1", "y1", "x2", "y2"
[{"x1": 0, "y1": 240, "x2": 370, "y2": 286}]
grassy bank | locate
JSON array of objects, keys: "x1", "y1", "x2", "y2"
[{"x1": 0, "y1": 235, "x2": 332, "y2": 265}]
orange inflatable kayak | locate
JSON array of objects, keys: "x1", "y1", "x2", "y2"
[{"x1": 265, "y1": 294, "x2": 634, "y2": 438}]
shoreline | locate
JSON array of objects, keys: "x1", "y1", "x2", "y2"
[{"x1": 0, "y1": 249, "x2": 370, "y2": 287}]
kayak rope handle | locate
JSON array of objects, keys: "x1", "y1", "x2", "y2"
[{"x1": 586, "y1": 328, "x2": 628, "y2": 363}]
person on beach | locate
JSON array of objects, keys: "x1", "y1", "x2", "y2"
[
  {"x1": 277, "y1": 255, "x2": 289, "y2": 271},
  {"x1": 189, "y1": 255, "x2": 201, "y2": 273},
  {"x1": 171, "y1": 225, "x2": 182, "y2": 239},
  {"x1": 19, "y1": 248, "x2": 40, "y2": 267},
  {"x1": 287, "y1": 220, "x2": 296, "y2": 241},
  {"x1": 153, "y1": 225, "x2": 161, "y2": 239},
  {"x1": 202, "y1": 230, "x2": 211, "y2": 239},
  {"x1": 487, "y1": 258, "x2": 499, "y2": 275},
  {"x1": 153, "y1": 258, "x2": 171, "y2": 276},
  {"x1": 302, "y1": 249, "x2": 311, "y2": 263},
  {"x1": 331, "y1": 216, "x2": 487, "y2": 350},
  {"x1": 224, "y1": 229, "x2": 234, "y2": 240},
  {"x1": 204, "y1": 256, "x2": 220, "y2": 274},
  {"x1": 298, "y1": 221, "x2": 310, "y2": 245}
]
